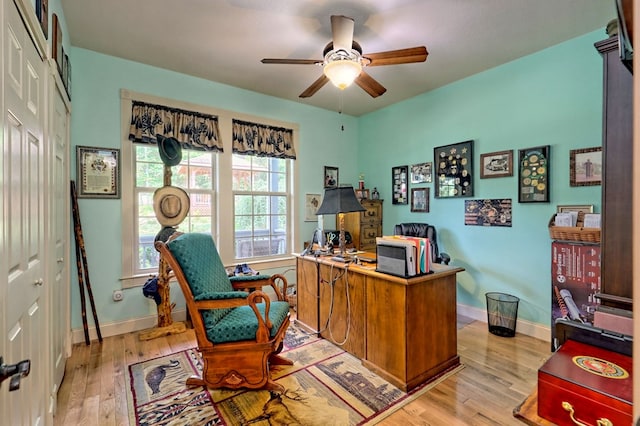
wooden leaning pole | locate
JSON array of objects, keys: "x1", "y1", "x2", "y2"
[
  {"x1": 71, "y1": 180, "x2": 103, "y2": 345},
  {"x1": 138, "y1": 165, "x2": 187, "y2": 340}
]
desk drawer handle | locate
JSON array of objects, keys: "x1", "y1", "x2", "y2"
[{"x1": 562, "y1": 401, "x2": 612, "y2": 426}]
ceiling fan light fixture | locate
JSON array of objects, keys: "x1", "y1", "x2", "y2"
[
  {"x1": 323, "y1": 60, "x2": 362, "y2": 89},
  {"x1": 323, "y1": 51, "x2": 362, "y2": 89}
]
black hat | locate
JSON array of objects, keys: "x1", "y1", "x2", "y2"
[
  {"x1": 156, "y1": 134, "x2": 182, "y2": 167},
  {"x1": 142, "y1": 276, "x2": 162, "y2": 305}
]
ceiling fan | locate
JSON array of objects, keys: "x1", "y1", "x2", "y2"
[{"x1": 261, "y1": 15, "x2": 428, "y2": 98}]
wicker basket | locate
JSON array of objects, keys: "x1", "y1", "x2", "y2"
[{"x1": 548, "y1": 212, "x2": 600, "y2": 243}]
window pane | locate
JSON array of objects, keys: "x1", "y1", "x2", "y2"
[
  {"x1": 274, "y1": 196, "x2": 287, "y2": 214},
  {"x1": 253, "y1": 215, "x2": 268, "y2": 230},
  {"x1": 235, "y1": 195, "x2": 252, "y2": 215},
  {"x1": 253, "y1": 171, "x2": 268, "y2": 191},
  {"x1": 275, "y1": 214, "x2": 286, "y2": 231},
  {"x1": 253, "y1": 195, "x2": 268, "y2": 214},
  {"x1": 274, "y1": 172, "x2": 286, "y2": 192},
  {"x1": 189, "y1": 193, "x2": 212, "y2": 217},
  {"x1": 138, "y1": 216, "x2": 159, "y2": 269},
  {"x1": 253, "y1": 156, "x2": 268, "y2": 169},
  {"x1": 190, "y1": 166, "x2": 212, "y2": 189},
  {"x1": 188, "y1": 217, "x2": 211, "y2": 234},
  {"x1": 235, "y1": 216, "x2": 251, "y2": 232}
]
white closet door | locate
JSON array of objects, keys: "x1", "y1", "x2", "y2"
[
  {"x1": 48, "y1": 83, "x2": 70, "y2": 413},
  {"x1": 1, "y1": 0, "x2": 47, "y2": 424}
]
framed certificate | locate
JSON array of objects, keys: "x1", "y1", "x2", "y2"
[{"x1": 76, "y1": 146, "x2": 120, "y2": 198}]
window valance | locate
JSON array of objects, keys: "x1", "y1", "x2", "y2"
[
  {"x1": 232, "y1": 119, "x2": 296, "y2": 159},
  {"x1": 128, "y1": 100, "x2": 222, "y2": 152}
]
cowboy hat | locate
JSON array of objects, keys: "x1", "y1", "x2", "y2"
[
  {"x1": 156, "y1": 134, "x2": 182, "y2": 167},
  {"x1": 153, "y1": 185, "x2": 190, "y2": 227}
]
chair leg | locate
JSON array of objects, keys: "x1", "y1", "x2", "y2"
[
  {"x1": 185, "y1": 375, "x2": 206, "y2": 388},
  {"x1": 264, "y1": 378, "x2": 285, "y2": 393},
  {"x1": 270, "y1": 353, "x2": 294, "y2": 366}
]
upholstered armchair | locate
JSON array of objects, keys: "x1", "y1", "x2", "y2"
[
  {"x1": 393, "y1": 223, "x2": 451, "y2": 265},
  {"x1": 155, "y1": 233, "x2": 292, "y2": 392}
]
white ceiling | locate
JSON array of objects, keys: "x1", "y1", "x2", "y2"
[{"x1": 60, "y1": 0, "x2": 614, "y2": 116}]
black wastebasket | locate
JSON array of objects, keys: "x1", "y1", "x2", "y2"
[{"x1": 485, "y1": 292, "x2": 519, "y2": 337}]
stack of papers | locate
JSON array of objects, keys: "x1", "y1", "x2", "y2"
[
  {"x1": 377, "y1": 235, "x2": 431, "y2": 275},
  {"x1": 583, "y1": 213, "x2": 601, "y2": 228},
  {"x1": 555, "y1": 212, "x2": 577, "y2": 227}
]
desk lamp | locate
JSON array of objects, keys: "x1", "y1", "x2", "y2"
[{"x1": 315, "y1": 185, "x2": 365, "y2": 260}]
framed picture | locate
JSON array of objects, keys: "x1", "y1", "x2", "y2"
[
  {"x1": 355, "y1": 189, "x2": 370, "y2": 200},
  {"x1": 76, "y1": 146, "x2": 120, "y2": 199},
  {"x1": 410, "y1": 162, "x2": 432, "y2": 183},
  {"x1": 52, "y1": 13, "x2": 63, "y2": 77},
  {"x1": 518, "y1": 145, "x2": 550, "y2": 203},
  {"x1": 464, "y1": 199, "x2": 513, "y2": 227},
  {"x1": 304, "y1": 193, "x2": 322, "y2": 221},
  {"x1": 392, "y1": 165, "x2": 408, "y2": 204},
  {"x1": 410, "y1": 188, "x2": 429, "y2": 212},
  {"x1": 324, "y1": 166, "x2": 338, "y2": 188},
  {"x1": 62, "y1": 48, "x2": 68, "y2": 89},
  {"x1": 36, "y1": 0, "x2": 48, "y2": 39},
  {"x1": 480, "y1": 150, "x2": 513, "y2": 178},
  {"x1": 434, "y1": 140, "x2": 474, "y2": 198},
  {"x1": 570, "y1": 147, "x2": 602, "y2": 186},
  {"x1": 557, "y1": 204, "x2": 594, "y2": 214},
  {"x1": 66, "y1": 57, "x2": 72, "y2": 99}
]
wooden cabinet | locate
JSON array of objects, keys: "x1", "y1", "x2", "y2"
[
  {"x1": 343, "y1": 199, "x2": 383, "y2": 251},
  {"x1": 595, "y1": 37, "x2": 633, "y2": 310}
]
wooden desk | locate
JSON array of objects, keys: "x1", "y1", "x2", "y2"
[{"x1": 295, "y1": 254, "x2": 464, "y2": 391}]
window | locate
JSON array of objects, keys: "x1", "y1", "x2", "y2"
[
  {"x1": 233, "y1": 154, "x2": 289, "y2": 260},
  {"x1": 120, "y1": 92, "x2": 299, "y2": 288},
  {"x1": 134, "y1": 144, "x2": 216, "y2": 273}
]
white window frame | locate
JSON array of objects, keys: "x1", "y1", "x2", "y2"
[
  {"x1": 120, "y1": 90, "x2": 299, "y2": 288},
  {"x1": 232, "y1": 154, "x2": 291, "y2": 260}
]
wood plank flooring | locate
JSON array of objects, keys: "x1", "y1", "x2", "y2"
[{"x1": 54, "y1": 315, "x2": 550, "y2": 425}]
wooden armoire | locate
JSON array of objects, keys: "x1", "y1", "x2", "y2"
[{"x1": 595, "y1": 37, "x2": 633, "y2": 311}]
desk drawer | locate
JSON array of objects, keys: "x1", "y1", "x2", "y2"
[
  {"x1": 359, "y1": 201, "x2": 382, "y2": 224},
  {"x1": 360, "y1": 224, "x2": 381, "y2": 247}
]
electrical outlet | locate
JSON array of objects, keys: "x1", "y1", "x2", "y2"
[{"x1": 113, "y1": 290, "x2": 124, "y2": 302}]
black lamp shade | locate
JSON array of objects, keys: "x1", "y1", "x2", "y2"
[{"x1": 315, "y1": 186, "x2": 366, "y2": 215}]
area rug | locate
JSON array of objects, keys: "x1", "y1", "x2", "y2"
[{"x1": 127, "y1": 324, "x2": 464, "y2": 425}]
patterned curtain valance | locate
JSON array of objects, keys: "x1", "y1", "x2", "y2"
[
  {"x1": 232, "y1": 119, "x2": 296, "y2": 159},
  {"x1": 128, "y1": 100, "x2": 223, "y2": 152}
]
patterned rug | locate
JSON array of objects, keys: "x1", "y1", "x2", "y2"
[{"x1": 127, "y1": 323, "x2": 464, "y2": 425}]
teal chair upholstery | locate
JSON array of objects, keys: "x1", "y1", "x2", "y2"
[{"x1": 156, "y1": 232, "x2": 292, "y2": 391}]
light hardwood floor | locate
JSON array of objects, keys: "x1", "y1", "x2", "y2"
[{"x1": 54, "y1": 315, "x2": 550, "y2": 425}]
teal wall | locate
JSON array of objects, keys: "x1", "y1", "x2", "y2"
[
  {"x1": 69, "y1": 29, "x2": 605, "y2": 332},
  {"x1": 358, "y1": 31, "x2": 604, "y2": 325},
  {"x1": 69, "y1": 48, "x2": 358, "y2": 329}
]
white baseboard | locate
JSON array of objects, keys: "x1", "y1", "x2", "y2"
[
  {"x1": 72, "y1": 305, "x2": 551, "y2": 344},
  {"x1": 71, "y1": 309, "x2": 188, "y2": 344},
  {"x1": 457, "y1": 303, "x2": 550, "y2": 342}
]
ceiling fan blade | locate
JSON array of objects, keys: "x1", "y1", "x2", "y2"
[
  {"x1": 299, "y1": 74, "x2": 330, "y2": 98},
  {"x1": 261, "y1": 58, "x2": 322, "y2": 65},
  {"x1": 354, "y1": 71, "x2": 387, "y2": 98},
  {"x1": 331, "y1": 15, "x2": 354, "y2": 52},
  {"x1": 364, "y1": 46, "x2": 428, "y2": 66}
]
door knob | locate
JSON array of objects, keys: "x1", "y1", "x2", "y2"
[{"x1": 0, "y1": 356, "x2": 31, "y2": 391}]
